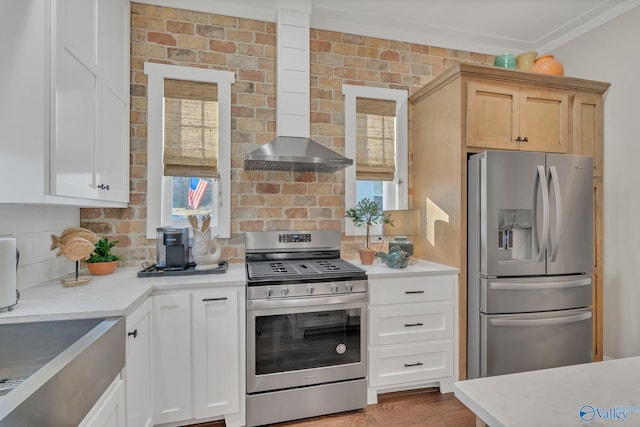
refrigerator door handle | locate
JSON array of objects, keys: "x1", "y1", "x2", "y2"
[
  {"x1": 536, "y1": 165, "x2": 549, "y2": 262},
  {"x1": 488, "y1": 278, "x2": 591, "y2": 290},
  {"x1": 489, "y1": 312, "x2": 592, "y2": 327},
  {"x1": 549, "y1": 165, "x2": 563, "y2": 262}
]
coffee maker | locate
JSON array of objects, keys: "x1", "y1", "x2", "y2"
[{"x1": 156, "y1": 227, "x2": 190, "y2": 270}]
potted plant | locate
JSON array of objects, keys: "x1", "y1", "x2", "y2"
[
  {"x1": 85, "y1": 237, "x2": 122, "y2": 275},
  {"x1": 345, "y1": 198, "x2": 393, "y2": 265}
]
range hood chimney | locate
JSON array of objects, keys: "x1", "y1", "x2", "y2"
[{"x1": 244, "y1": 4, "x2": 353, "y2": 173}]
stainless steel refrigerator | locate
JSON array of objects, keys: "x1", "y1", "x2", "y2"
[{"x1": 467, "y1": 150, "x2": 593, "y2": 379}]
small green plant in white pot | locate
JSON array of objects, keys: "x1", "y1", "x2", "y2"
[{"x1": 345, "y1": 198, "x2": 393, "y2": 264}]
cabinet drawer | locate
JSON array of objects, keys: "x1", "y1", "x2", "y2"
[
  {"x1": 370, "y1": 302, "x2": 453, "y2": 346},
  {"x1": 369, "y1": 275, "x2": 454, "y2": 306},
  {"x1": 369, "y1": 341, "x2": 452, "y2": 388}
]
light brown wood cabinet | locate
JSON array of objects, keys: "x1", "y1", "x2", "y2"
[
  {"x1": 409, "y1": 63, "x2": 609, "y2": 379},
  {"x1": 467, "y1": 80, "x2": 570, "y2": 153}
]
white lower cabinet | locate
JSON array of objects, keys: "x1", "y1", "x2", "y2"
[
  {"x1": 153, "y1": 293, "x2": 192, "y2": 424},
  {"x1": 79, "y1": 376, "x2": 126, "y2": 427},
  {"x1": 192, "y1": 289, "x2": 241, "y2": 419},
  {"x1": 368, "y1": 273, "x2": 458, "y2": 403},
  {"x1": 153, "y1": 285, "x2": 245, "y2": 427},
  {"x1": 125, "y1": 299, "x2": 153, "y2": 427}
]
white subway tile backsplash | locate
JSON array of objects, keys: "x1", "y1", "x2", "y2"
[{"x1": 0, "y1": 205, "x2": 79, "y2": 289}]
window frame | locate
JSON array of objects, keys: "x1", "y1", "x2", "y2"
[
  {"x1": 144, "y1": 63, "x2": 234, "y2": 239},
  {"x1": 342, "y1": 84, "x2": 408, "y2": 237}
]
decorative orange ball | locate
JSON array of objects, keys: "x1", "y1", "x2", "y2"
[{"x1": 530, "y1": 55, "x2": 564, "y2": 76}]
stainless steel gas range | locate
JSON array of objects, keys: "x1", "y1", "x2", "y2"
[{"x1": 244, "y1": 230, "x2": 368, "y2": 427}]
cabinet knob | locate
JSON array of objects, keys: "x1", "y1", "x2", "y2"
[
  {"x1": 515, "y1": 136, "x2": 522, "y2": 142},
  {"x1": 522, "y1": 137, "x2": 528, "y2": 142},
  {"x1": 128, "y1": 329, "x2": 138, "y2": 338},
  {"x1": 98, "y1": 184, "x2": 110, "y2": 190}
]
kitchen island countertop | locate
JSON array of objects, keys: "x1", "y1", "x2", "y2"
[{"x1": 455, "y1": 356, "x2": 640, "y2": 427}]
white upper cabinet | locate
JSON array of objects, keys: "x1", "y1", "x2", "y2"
[{"x1": 0, "y1": 0, "x2": 129, "y2": 206}]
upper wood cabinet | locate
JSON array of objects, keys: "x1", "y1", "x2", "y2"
[
  {"x1": 573, "y1": 94, "x2": 604, "y2": 178},
  {"x1": 466, "y1": 80, "x2": 570, "y2": 153}
]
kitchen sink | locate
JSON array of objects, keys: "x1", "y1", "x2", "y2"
[{"x1": 0, "y1": 317, "x2": 125, "y2": 426}]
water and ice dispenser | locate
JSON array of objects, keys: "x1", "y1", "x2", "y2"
[{"x1": 497, "y1": 209, "x2": 534, "y2": 261}]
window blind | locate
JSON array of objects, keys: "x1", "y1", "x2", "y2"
[
  {"x1": 163, "y1": 79, "x2": 219, "y2": 178},
  {"x1": 355, "y1": 97, "x2": 396, "y2": 181}
]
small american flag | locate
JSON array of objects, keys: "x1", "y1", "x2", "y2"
[{"x1": 188, "y1": 178, "x2": 208, "y2": 209}]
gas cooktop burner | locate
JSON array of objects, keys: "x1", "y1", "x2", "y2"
[{"x1": 247, "y1": 259, "x2": 364, "y2": 282}]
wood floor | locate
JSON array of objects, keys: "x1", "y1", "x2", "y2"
[{"x1": 194, "y1": 388, "x2": 476, "y2": 427}]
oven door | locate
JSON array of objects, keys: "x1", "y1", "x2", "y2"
[{"x1": 247, "y1": 294, "x2": 368, "y2": 394}]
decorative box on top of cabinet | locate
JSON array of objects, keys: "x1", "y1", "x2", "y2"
[
  {"x1": 0, "y1": 0, "x2": 129, "y2": 206},
  {"x1": 367, "y1": 269, "x2": 458, "y2": 404}
]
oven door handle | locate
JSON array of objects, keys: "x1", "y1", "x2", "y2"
[{"x1": 247, "y1": 293, "x2": 368, "y2": 310}]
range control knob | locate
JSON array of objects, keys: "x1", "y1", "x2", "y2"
[
  {"x1": 306, "y1": 286, "x2": 314, "y2": 295},
  {"x1": 265, "y1": 288, "x2": 273, "y2": 298},
  {"x1": 281, "y1": 287, "x2": 290, "y2": 296},
  {"x1": 345, "y1": 283, "x2": 353, "y2": 292},
  {"x1": 331, "y1": 284, "x2": 339, "y2": 293}
]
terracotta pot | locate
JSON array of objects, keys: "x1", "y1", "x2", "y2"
[
  {"x1": 530, "y1": 54, "x2": 564, "y2": 76},
  {"x1": 358, "y1": 248, "x2": 377, "y2": 265},
  {"x1": 86, "y1": 261, "x2": 118, "y2": 275}
]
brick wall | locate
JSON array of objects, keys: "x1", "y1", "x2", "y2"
[{"x1": 80, "y1": 2, "x2": 492, "y2": 265}]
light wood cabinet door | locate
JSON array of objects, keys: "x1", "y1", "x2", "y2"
[
  {"x1": 519, "y1": 88, "x2": 570, "y2": 153},
  {"x1": 466, "y1": 81, "x2": 570, "y2": 153},
  {"x1": 573, "y1": 93, "x2": 604, "y2": 178},
  {"x1": 466, "y1": 81, "x2": 519, "y2": 150}
]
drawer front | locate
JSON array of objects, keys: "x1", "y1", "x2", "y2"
[
  {"x1": 370, "y1": 302, "x2": 453, "y2": 346},
  {"x1": 370, "y1": 275, "x2": 454, "y2": 306},
  {"x1": 369, "y1": 341, "x2": 452, "y2": 387}
]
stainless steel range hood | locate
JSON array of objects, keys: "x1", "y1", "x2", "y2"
[
  {"x1": 244, "y1": 136, "x2": 353, "y2": 173},
  {"x1": 243, "y1": 6, "x2": 353, "y2": 174}
]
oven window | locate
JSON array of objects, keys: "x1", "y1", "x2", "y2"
[{"x1": 255, "y1": 308, "x2": 361, "y2": 374}]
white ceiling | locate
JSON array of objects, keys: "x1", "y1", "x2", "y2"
[{"x1": 142, "y1": 0, "x2": 640, "y2": 55}]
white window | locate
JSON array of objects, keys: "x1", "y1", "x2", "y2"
[
  {"x1": 144, "y1": 63, "x2": 234, "y2": 238},
  {"x1": 342, "y1": 84, "x2": 408, "y2": 236}
]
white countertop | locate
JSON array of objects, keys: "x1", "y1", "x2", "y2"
[
  {"x1": 0, "y1": 263, "x2": 247, "y2": 324},
  {"x1": 454, "y1": 357, "x2": 640, "y2": 427},
  {"x1": 0, "y1": 258, "x2": 457, "y2": 324},
  {"x1": 356, "y1": 258, "x2": 459, "y2": 278}
]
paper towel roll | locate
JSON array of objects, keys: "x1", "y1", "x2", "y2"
[{"x1": 0, "y1": 238, "x2": 17, "y2": 309}]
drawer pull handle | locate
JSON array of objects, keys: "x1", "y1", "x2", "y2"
[
  {"x1": 405, "y1": 290, "x2": 425, "y2": 294},
  {"x1": 202, "y1": 297, "x2": 228, "y2": 302},
  {"x1": 404, "y1": 362, "x2": 424, "y2": 367},
  {"x1": 404, "y1": 322, "x2": 424, "y2": 327}
]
